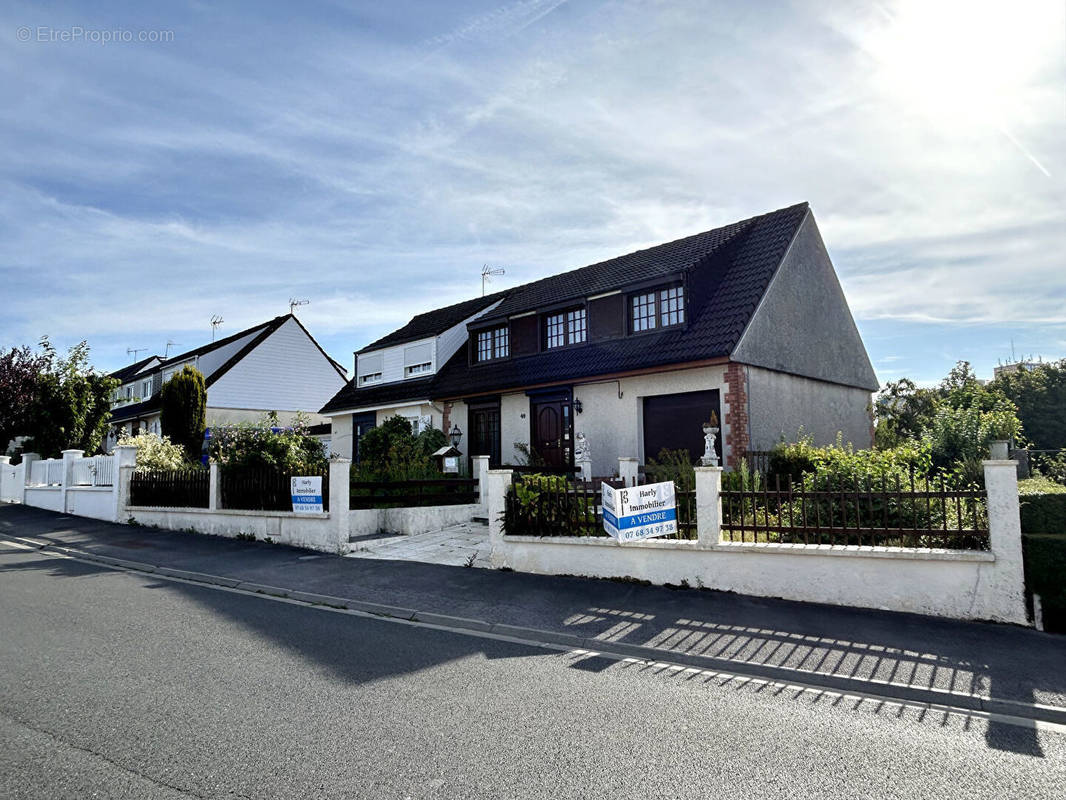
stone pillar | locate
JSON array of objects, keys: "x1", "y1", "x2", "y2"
[
  {"x1": 576, "y1": 456, "x2": 592, "y2": 482},
  {"x1": 982, "y1": 460, "x2": 1028, "y2": 625},
  {"x1": 694, "y1": 466, "x2": 723, "y2": 547},
  {"x1": 20, "y1": 452, "x2": 40, "y2": 485},
  {"x1": 487, "y1": 469, "x2": 513, "y2": 568},
  {"x1": 618, "y1": 457, "x2": 638, "y2": 488},
  {"x1": 208, "y1": 463, "x2": 221, "y2": 511},
  {"x1": 113, "y1": 445, "x2": 137, "y2": 522},
  {"x1": 473, "y1": 456, "x2": 491, "y2": 509},
  {"x1": 60, "y1": 449, "x2": 84, "y2": 512},
  {"x1": 329, "y1": 458, "x2": 351, "y2": 554},
  {"x1": 0, "y1": 456, "x2": 9, "y2": 504}
]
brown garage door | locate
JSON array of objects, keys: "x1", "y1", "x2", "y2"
[{"x1": 643, "y1": 389, "x2": 722, "y2": 465}]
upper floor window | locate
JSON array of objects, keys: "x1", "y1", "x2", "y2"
[
  {"x1": 544, "y1": 307, "x2": 586, "y2": 349},
  {"x1": 406, "y1": 362, "x2": 432, "y2": 377},
  {"x1": 631, "y1": 285, "x2": 684, "y2": 333},
  {"x1": 359, "y1": 372, "x2": 382, "y2": 385},
  {"x1": 475, "y1": 326, "x2": 509, "y2": 362}
]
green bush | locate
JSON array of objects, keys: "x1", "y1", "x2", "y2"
[
  {"x1": 1019, "y1": 487, "x2": 1066, "y2": 534},
  {"x1": 208, "y1": 412, "x2": 326, "y2": 472},
  {"x1": 1022, "y1": 534, "x2": 1066, "y2": 633},
  {"x1": 116, "y1": 431, "x2": 189, "y2": 471},
  {"x1": 353, "y1": 415, "x2": 447, "y2": 481},
  {"x1": 502, "y1": 474, "x2": 599, "y2": 537}
]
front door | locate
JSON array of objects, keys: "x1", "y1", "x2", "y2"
[
  {"x1": 530, "y1": 392, "x2": 573, "y2": 469},
  {"x1": 468, "y1": 399, "x2": 502, "y2": 468}
]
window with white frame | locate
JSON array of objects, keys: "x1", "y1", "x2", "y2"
[
  {"x1": 474, "y1": 326, "x2": 509, "y2": 362},
  {"x1": 406, "y1": 362, "x2": 432, "y2": 376},
  {"x1": 544, "y1": 307, "x2": 586, "y2": 349},
  {"x1": 630, "y1": 285, "x2": 684, "y2": 333},
  {"x1": 359, "y1": 372, "x2": 382, "y2": 385}
]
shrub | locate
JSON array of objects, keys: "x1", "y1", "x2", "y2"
[
  {"x1": 354, "y1": 415, "x2": 447, "y2": 481},
  {"x1": 208, "y1": 412, "x2": 326, "y2": 472},
  {"x1": 116, "y1": 431, "x2": 188, "y2": 472},
  {"x1": 1022, "y1": 535, "x2": 1066, "y2": 633},
  {"x1": 160, "y1": 365, "x2": 206, "y2": 461},
  {"x1": 1019, "y1": 484, "x2": 1066, "y2": 535},
  {"x1": 502, "y1": 474, "x2": 598, "y2": 537}
]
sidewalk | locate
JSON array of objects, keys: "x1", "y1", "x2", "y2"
[{"x1": 3, "y1": 503, "x2": 1065, "y2": 721}]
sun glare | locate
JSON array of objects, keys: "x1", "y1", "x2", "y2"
[{"x1": 867, "y1": 0, "x2": 1057, "y2": 129}]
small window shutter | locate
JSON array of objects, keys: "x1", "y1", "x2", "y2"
[
  {"x1": 404, "y1": 342, "x2": 433, "y2": 367},
  {"x1": 358, "y1": 353, "x2": 383, "y2": 378}
]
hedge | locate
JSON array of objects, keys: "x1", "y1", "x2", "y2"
[
  {"x1": 1023, "y1": 534, "x2": 1066, "y2": 633},
  {"x1": 1019, "y1": 493, "x2": 1066, "y2": 535}
]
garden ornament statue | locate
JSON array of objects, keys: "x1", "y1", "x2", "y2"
[
  {"x1": 701, "y1": 411, "x2": 719, "y2": 467},
  {"x1": 575, "y1": 432, "x2": 592, "y2": 480}
]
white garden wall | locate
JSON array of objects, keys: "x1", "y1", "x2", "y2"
[
  {"x1": 126, "y1": 506, "x2": 341, "y2": 552},
  {"x1": 349, "y1": 503, "x2": 483, "y2": 538},
  {"x1": 65, "y1": 487, "x2": 117, "y2": 521}
]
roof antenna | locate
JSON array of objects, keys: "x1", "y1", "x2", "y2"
[
  {"x1": 210, "y1": 315, "x2": 224, "y2": 341},
  {"x1": 164, "y1": 340, "x2": 180, "y2": 358},
  {"x1": 481, "y1": 264, "x2": 505, "y2": 296},
  {"x1": 126, "y1": 347, "x2": 147, "y2": 363},
  {"x1": 289, "y1": 298, "x2": 310, "y2": 315}
]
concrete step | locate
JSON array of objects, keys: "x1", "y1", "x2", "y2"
[{"x1": 471, "y1": 516, "x2": 488, "y2": 524}]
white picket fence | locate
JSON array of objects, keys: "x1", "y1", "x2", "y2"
[{"x1": 28, "y1": 455, "x2": 115, "y2": 487}]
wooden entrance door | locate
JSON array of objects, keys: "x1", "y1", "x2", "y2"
[{"x1": 530, "y1": 393, "x2": 572, "y2": 468}]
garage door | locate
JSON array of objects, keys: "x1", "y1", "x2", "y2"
[{"x1": 643, "y1": 389, "x2": 722, "y2": 465}]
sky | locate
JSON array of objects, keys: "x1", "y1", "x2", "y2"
[{"x1": 2, "y1": 0, "x2": 1064, "y2": 386}]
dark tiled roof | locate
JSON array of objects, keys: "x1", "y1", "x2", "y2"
[
  {"x1": 108, "y1": 397, "x2": 160, "y2": 423},
  {"x1": 358, "y1": 292, "x2": 507, "y2": 353},
  {"x1": 320, "y1": 202, "x2": 810, "y2": 412},
  {"x1": 108, "y1": 356, "x2": 159, "y2": 382},
  {"x1": 434, "y1": 203, "x2": 809, "y2": 396},
  {"x1": 159, "y1": 316, "x2": 287, "y2": 370},
  {"x1": 321, "y1": 376, "x2": 434, "y2": 414}
]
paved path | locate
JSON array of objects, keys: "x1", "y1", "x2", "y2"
[
  {"x1": 3, "y1": 504, "x2": 1066, "y2": 722},
  {"x1": 346, "y1": 521, "x2": 491, "y2": 568}
]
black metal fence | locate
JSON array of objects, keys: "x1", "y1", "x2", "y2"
[
  {"x1": 130, "y1": 469, "x2": 210, "y2": 508},
  {"x1": 503, "y1": 474, "x2": 697, "y2": 539},
  {"x1": 220, "y1": 466, "x2": 330, "y2": 512},
  {"x1": 721, "y1": 474, "x2": 989, "y2": 550},
  {"x1": 349, "y1": 478, "x2": 478, "y2": 510}
]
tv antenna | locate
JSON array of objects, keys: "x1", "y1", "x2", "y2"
[
  {"x1": 481, "y1": 264, "x2": 505, "y2": 296},
  {"x1": 164, "y1": 340, "x2": 180, "y2": 358},
  {"x1": 210, "y1": 315, "x2": 224, "y2": 341},
  {"x1": 126, "y1": 347, "x2": 147, "y2": 363},
  {"x1": 289, "y1": 297, "x2": 310, "y2": 315}
]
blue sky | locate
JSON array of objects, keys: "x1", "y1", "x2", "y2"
[{"x1": 2, "y1": 0, "x2": 1064, "y2": 385}]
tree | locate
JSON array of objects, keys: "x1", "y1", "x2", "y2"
[
  {"x1": 20, "y1": 339, "x2": 118, "y2": 457},
  {"x1": 0, "y1": 344, "x2": 49, "y2": 454},
  {"x1": 993, "y1": 360, "x2": 1066, "y2": 451},
  {"x1": 160, "y1": 365, "x2": 207, "y2": 461}
]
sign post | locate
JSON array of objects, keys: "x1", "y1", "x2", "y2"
[
  {"x1": 291, "y1": 476, "x2": 323, "y2": 514},
  {"x1": 601, "y1": 480, "x2": 677, "y2": 542}
]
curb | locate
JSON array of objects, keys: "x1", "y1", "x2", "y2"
[{"x1": 3, "y1": 531, "x2": 1064, "y2": 727}]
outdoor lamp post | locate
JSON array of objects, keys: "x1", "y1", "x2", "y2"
[{"x1": 449, "y1": 424, "x2": 462, "y2": 448}]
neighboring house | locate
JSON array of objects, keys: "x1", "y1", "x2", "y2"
[
  {"x1": 107, "y1": 315, "x2": 348, "y2": 448},
  {"x1": 321, "y1": 203, "x2": 879, "y2": 476}
]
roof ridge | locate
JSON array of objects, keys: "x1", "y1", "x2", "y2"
[{"x1": 158, "y1": 314, "x2": 291, "y2": 367}]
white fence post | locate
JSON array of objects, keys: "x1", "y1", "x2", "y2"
[
  {"x1": 487, "y1": 469, "x2": 513, "y2": 568},
  {"x1": 983, "y1": 459, "x2": 1028, "y2": 625},
  {"x1": 473, "y1": 455, "x2": 491, "y2": 510},
  {"x1": 330, "y1": 458, "x2": 351, "y2": 553},
  {"x1": 618, "y1": 457, "x2": 638, "y2": 487},
  {"x1": 113, "y1": 446, "x2": 137, "y2": 522},
  {"x1": 60, "y1": 449, "x2": 83, "y2": 513},
  {"x1": 21, "y1": 453, "x2": 40, "y2": 489},
  {"x1": 0, "y1": 456, "x2": 12, "y2": 503},
  {"x1": 694, "y1": 466, "x2": 723, "y2": 547},
  {"x1": 209, "y1": 463, "x2": 221, "y2": 511}
]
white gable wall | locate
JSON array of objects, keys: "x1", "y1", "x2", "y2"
[
  {"x1": 437, "y1": 298, "x2": 503, "y2": 365},
  {"x1": 207, "y1": 318, "x2": 345, "y2": 413}
]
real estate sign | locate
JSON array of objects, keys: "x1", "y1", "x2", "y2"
[
  {"x1": 291, "y1": 476, "x2": 323, "y2": 514},
  {"x1": 601, "y1": 481, "x2": 677, "y2": 542}
]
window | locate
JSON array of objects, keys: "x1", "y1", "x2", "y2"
[
  {"x1": 475, "y1": 326, "x2": 509, "y2": 362},
  {"x1": 630, "y1": 285, "x2": 684, "y2": 333},
  {"x1": 544, "y1": 307, "x2": 586, "y2": 349},
  {"x1": 406, "y1": 362, "x2": 432, "y2": 377},
  {"x1": 359, "y1": 372, "x2": 382, "y2": 385},
  {"x1": 142, "y1": 379, "x2": 153, "y2": 398}
]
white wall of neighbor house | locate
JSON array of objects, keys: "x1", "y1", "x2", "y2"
[
  {"x1": 330, "y1": 414, "x2": 354, "y2": 461},
  {"x1": 744, "y1": 365, "x2": 873, "y2": 450},
  {"x1": 572, "y1": 365, "x2": 730, "y2": 476},
  {"x1": 208, "y1": 318, "x2": 346, "y2": 415}
]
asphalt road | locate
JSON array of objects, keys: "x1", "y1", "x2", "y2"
[{"x1": 2, "y1": 543, "x2": 1064, "y2": 800}]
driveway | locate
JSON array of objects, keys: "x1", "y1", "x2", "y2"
[{"x1": 345, "y1": 520, "x2": 491, "y2": 568}]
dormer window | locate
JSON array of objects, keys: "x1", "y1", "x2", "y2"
[
  {"x1": 475, "y1": 326, "x2": 509, "y2": 362},
  {"x1": 406, "y1": 362, "x2": 432, "y2": 376},
  {"x1": 544, "y1": 307, "x2": 586, "y2": 350},
  {"x1": 359, "y1": 372, "x2": 382, "y2": 385},
  {"x1": 630, "y1": 285, "x2": 684, "y2": 333}
]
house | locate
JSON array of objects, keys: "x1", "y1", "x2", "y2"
[
  {"x1": 320, "y1": 203, "x2": 879, "y2": 476},
  {"x1": 107, "y1": 315, "x2": 348, "y2": 447}
]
